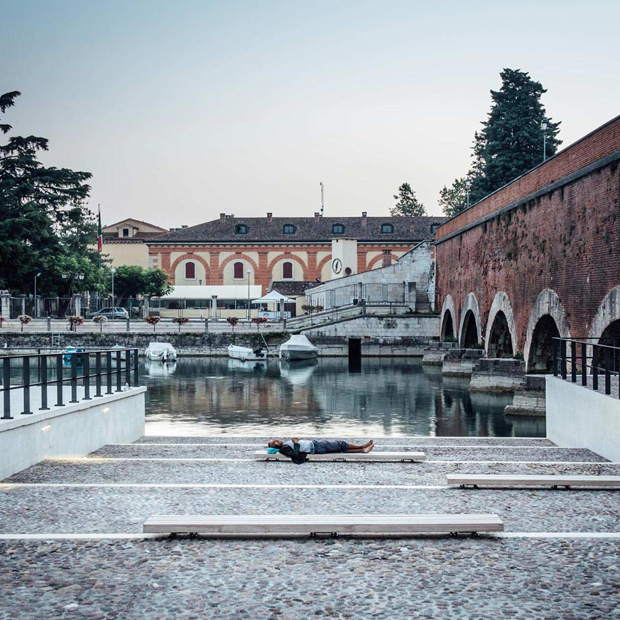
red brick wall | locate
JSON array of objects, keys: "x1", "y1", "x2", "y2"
[
  {"x1": 436, "y1": 115, "x2": 620, "y2": 239},
  {"x1": 436, "y1": 158, "x2": 620, "y2": 349}
]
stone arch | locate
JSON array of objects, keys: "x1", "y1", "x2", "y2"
[
  {"x1": 485, "y1": 292, "x2": 517, "y2": 358},
  {"x1": 459, "y1": 293, "x2": 482, "y2": 348},
  {"x1": 267, "y1": 254, "x2": 308, "y2": 280},
  {"x1": 440, "y1": 295, "x2": 456, "y2": 341},
  {"x1": 366, "y1": 253, "x2": 399, "y2": 270},
  {"x1": 316, "y1": 254, "x2": 332, "y2": 280},
  {"x1": 527, "y1": 315, "x2": 561, "y2": 373},
  {"x1": 524, "y1": 289, "x2": 571, "y2": 373},
  {"x1": 169, "y1": 254, "x2": 211, "y2": 284},
  {"x1": 590, "y1": 286, "x2": 620, "y2": 373}
]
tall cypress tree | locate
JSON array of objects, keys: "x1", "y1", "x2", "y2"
[{"x1": 468, "y1": 69, "x2": 561, "y2": 203}]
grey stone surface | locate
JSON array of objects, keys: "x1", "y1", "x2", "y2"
[{"x1": 1, "y1": 538, "x2": 619, "y2": 620}]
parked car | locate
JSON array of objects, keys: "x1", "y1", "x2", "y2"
[{"x1": 88, "y1": 307, "x2": 129, "y2": 320}]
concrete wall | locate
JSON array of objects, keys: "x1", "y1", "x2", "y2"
[
  {"x1": 301, "y1": 314, "x2": 440, "y2": 339},
  {"x1": 546, "y1": 376, "x2": 620, "y2": 462},
  {"x1": 0, "y1": 388, "x2": 146, "y2": 481}
]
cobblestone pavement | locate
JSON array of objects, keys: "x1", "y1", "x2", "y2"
[{"x1": 1, "y1": 436, "x2": 620, "y2": 619}]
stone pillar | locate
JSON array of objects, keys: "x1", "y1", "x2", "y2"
[
  {"x1": 279, "y1": 298, "x2": 285, "y2": 321},
  {"x1": 72, "y1": 294, "x2": 82, "y2": 317},
  {"x1": 0, "y1": 291, "x2": 9, "y2": 319},
  {"x1": 143, "y1": 296, "x2": 150, "y2": 319},
  {"x1": 211, "y1": 296, "x2": 218, "y2": 320}
]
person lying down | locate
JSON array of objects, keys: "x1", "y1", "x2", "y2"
[{"x1": 267, "y1": 438, "x2": 375, "y2": 464}]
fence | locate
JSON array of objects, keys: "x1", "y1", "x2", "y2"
[
  {"x1": 1, "y1": 348, "x2": 139, "y2": 420},
  {"x1": 4, "y1": 295, "x2": 144, "y2": 320},
  {"x1": 307, "y1": 282, "x2": 410, "y2": 312},
  {"x1": 552, "y1": 337, "x2": 620, "y2": 398}
]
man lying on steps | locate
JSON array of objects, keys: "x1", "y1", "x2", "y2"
[{"x1": 267, "y1": 438, "x2": 375, "y2": 464}]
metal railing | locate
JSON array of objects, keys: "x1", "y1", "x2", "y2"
[
  {"x1": 1, "y1": 348, "x2": 139, "y2": 420},
  {"x1": 552, "y1": 337, "x2": 620, "y2": 398}
]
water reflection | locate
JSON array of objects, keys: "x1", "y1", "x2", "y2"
[{"x1": 143, "y1": 357, "x2": 546, "y2": 438}]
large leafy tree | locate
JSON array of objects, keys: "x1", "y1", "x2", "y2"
[
  {"x1": 112, "y1": 266, "x2": 172, "y2": 304},
  {"x1": 390, "y1": 182, "x2": 426, "y2": 216},
  {"x1": 468, "y1": 69, "x2": 561, "y2": 203},
  {"x1": 438, "y1": 177, "x2": 468, "y2": 217},
  {"x1": 0, "y1": 91, "x2": 100, "y2": 294}
]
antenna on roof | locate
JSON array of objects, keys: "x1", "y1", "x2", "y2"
[{"x1": 320, "y1": 182, "x2": 324, "y2": 217}]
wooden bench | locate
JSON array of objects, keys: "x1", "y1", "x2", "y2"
[
  {"x1": 254, "y1": 450, "x2": 426, "y2": 462},
  {"x1": 143, "y1": 513, "x2": 504, "y2": 537},
  {"x1": 446, "y1": 474, "x2": 620, "y2": 489}
]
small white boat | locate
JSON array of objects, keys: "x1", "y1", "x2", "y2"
[
  {"x1": 145, "y1": 342, "x2": 177, "y2": 362},
  {"x1": 228, "y1": 344, "x2": 267, "y2": 362},
  {"x1": 279, "y1": 334, "x2": 318, "y2": 361}
]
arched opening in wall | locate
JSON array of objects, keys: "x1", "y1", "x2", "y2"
[
  {"x1": 461, "y1": 310, "x2": 479, "y2": 349},
  {"x1": 282, "y1": 261, "x2": 293, "y2": 279},
  {"x1": 487, "y1": 311, "x2": 514, "y2": 358},
  {"x1": 441, "y1": 310, "x2": 455, "y2": 341},
  {"x1": 185, "y1": 261, "x2": 196, "y2": 280},
  {"x1": 598, "y1": 320, "x2": 620, "y2": 373},
  {"x1": 233, "y1": 262, "x2": 244, "y2": 279},
  {"x1": 528, "y1": 314, "x2": 560, "y2": 373}
]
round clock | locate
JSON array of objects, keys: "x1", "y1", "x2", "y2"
[{"x1": 332, "y1": 258, "x2": 342, "y2": 274}]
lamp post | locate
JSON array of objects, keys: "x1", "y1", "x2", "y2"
[
  {"x1": 111, "y1": 268, "x2": 116, "y2": 310},
  {"x1": 246, "y1": 269, "x2": 251, "y2": 321},
  {"x1": 465, "y1": 177, "x2": 472, "y2": 210},
  {"x1": 34, "y1": 272, "x2": 41, "y2": 318},
  {"x1": 541, "y1": 119, "x2": 548, "y2": 162}
]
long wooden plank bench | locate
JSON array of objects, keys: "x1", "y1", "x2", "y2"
[
  {"x1": 446, "y1": 474, "x2": 620, "y2": 489},
  {"x1": 254, "y1": 450, "x2": 426, "y2": 462},
  {"x1": 143, "y1": 513, "x2": 504, "y2": 536}
]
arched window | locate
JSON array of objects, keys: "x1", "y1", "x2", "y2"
[
  {"x1": 185, "y1": 261, "x2": 196, "y2": 280},
  {"x1": 283, "y1": 224, "x2": 296, "y2": 234},
  {"x1": 233, "y1": 262, "x2": 244, "y2": 279},
  {"x1": 282, "y1": 262, "x2": 293, "y2": 279},
  {"x1": 235, "y1": 224, "x2": 249, "y2": 234},
  {"x1": 332, "y1": 224, "x2": 345, "y2": 234},
  {"x1": 381, "y1": 223, "x2": 393, "y2": 234}
]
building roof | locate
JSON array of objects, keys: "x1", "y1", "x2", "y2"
[
  {"x1": 102, "y1": 231, "x2": 167, "y2": 243},
  {"x1": 147, "y1": 215, "x2": 448, "y2": 245},
  {"x1": 104, "y1": 218, "x2": 168, "y2": 233},
  {"x1": 270, "y1": 281, "x2": 320, "y2": 296}
]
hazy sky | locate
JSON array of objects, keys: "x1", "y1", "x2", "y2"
[{"x1": 2, "y1": 0, "x2": 619, "y2": 227}]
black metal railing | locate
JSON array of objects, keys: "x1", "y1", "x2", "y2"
[
  {"x1": 552, "y1": 337, "x2": 620, "y2": 398},
  {"x1": 0, "y1": 348, "x2": 139, "y2": 420}
]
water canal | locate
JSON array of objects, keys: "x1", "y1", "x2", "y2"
[{"x1": 143, "y1": 357, "x2": 545, "y2": 438}]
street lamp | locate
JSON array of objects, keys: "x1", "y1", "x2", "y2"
[
  {"x1": 111, "y1": 268, "x2": 116, "y2": 310},
  {"x1": 34, "y1": 272, "x2": 41, "y2": 318},
  {"x1": 465, "y1": 177, "x2": 472, "y2": 210},
  {"x1": 246, "y1": 269, "x2": 251, "y2": 320},
  {"x1": 541, "y1": 119, "x2": 548, "y2": 162}
]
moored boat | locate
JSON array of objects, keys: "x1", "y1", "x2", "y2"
[
  {"x1": 279, "y1": 334, "x2": 318, "y2": 361},
  {"x1": 145, "y1": 342, "x2": 177, "y2": 362},
  {"x1": 227, "y1": 344, "x2": 267, "y2": 362}
]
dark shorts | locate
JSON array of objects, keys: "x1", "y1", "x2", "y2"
[{"x1": 312, "y1": 439, "x2": 349, "y2": 454}]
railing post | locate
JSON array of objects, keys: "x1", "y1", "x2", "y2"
[
  {"x1": 40, "y1": 355, "x2": 49, "y2": 410},
  {"x1": 116, "y1": 350, "x2": 122, "y2": 392},
  {"x1": 605, "y1": 347, "x2": 611, "y2": 395},
  {"x1": 22, "y1": 356, "x2": 32, "y2": 414},
  {"x1": 106, "y1": 352, "x2": 113, "y2": 394},
  {"x1": 570, "y1": 341, "x2": 577, "y2": 383},
  {"x1": 593, "y1": 345, "x2": 599, "y2": 391},
  {"x1": 83, "y1": 352, "x2": 91, "y2": 400},
  {"x1": 133, "y1": 348, "x2": 139, "y2": 387},
  {"x1": 552, "y1": 339, "x2": 558, "y2": 376},
  {"x1": 2, "y1": 357, "x2": 12, "y2": 420},
  {"x1": 125, "y1": 349, "x2": 131, "y2": 387},
  {"x1": 70, "y1": 354, "x2": 78, "y2": 403},
  {"x1": 56, "y1": 354, "x2": 64, "y2": 406},
  {"x1": 581, "y1": 342, "x2": 587, "y2": 386},
  {"x1": 95, "y1": 352, "x2": 102, "y2": 397},
  {"x1": 560, "y1": 339, "x2": 567, "y2": 380}
]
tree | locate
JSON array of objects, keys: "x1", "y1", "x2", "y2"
[
  {"x1": 111, "y1": 266, "x2": 171, "y2": 303},
  {"x1": 390, "y1": 183, "x2": 426, "y2": 216},
  {"x1": 438, "y1": 177, "x2": 468, "y2": 217},
  {"x1": 145, "y1": 268, "x2": 173, "y2": 298},
  {"x1": 0, "y1": 91, "x2": 97, "y2": 294},
  {"x1": 468, "y1": 68, "x2": 561, "y2": 203}
]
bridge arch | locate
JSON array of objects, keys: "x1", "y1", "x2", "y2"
[
  {"x1": 485, "y1": 292, "x2": 517, "y2": 358},
  {"x1": 440, "y1": 295, "x2": 456, "y2": 341},
  {"x1": 459, "y1": 293, "x2": 482, "y2": 349},
  {"x1": 524, "y1": 289, "x2": 571, "y2": 373},
  {"x1": 589, "y1": 285, "x2": 620, "y2": 372}
]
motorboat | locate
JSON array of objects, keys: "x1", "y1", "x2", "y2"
[
  {"x1": 279, "y1": 334, "x2": 318, "y2": 361},
  {"x1": 228, "y1": 344, "x2": 267, "y2": 362},
  {"x1": 62, "y1": 347, "x2": 84, "y2": 365},
  {"x1": 145, "y1": 342, "x2": 177, "y2": 362}
]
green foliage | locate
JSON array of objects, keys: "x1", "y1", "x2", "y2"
[
  {"x1": 112, "y1": 266, "x2": 171, "y2": 303},
  {"x1": 390, "y1": 183, "x2": 426, "y2": 216},
  {"x1": 468, "y1": 69, "x2": 561, "y2": 203},
  {"x1": 439, "y1": 177, "x2": 468, "y2": 217}
]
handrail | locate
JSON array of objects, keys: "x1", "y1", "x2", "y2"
[{"x1": 1, "y1": 348, "x2": 140, "y2": 420}]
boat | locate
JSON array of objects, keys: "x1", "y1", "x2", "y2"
[
  {"x1": 62, "y1": 347, "x2": 84, "y2": 365},
  {"x1": 227, "y1": 344, "x2": 267, "y2": 362},
  {"x1": 279, "y1": 334, "x2": 318, "y2": 361},
  {"x1": 145, "y1": 342, "x2": 177, "y2": 362}
]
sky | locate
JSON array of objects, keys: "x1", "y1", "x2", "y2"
[{"x1": 2, "y1": 0, "x2": 619, "y2": 227}]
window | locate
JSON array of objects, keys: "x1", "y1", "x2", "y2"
[
  {"x1": 122, "y1": 228, "x2": 130, "y2": 237},
  {"x1": 332, "y1": 224, "x2": 345, "y2": 234},
  {"x1": 381, "y1": 223, "x2": 394, "y2": 234},
  {"x1": 282, "y1": 261, "x2": 293, "y2": 279},
  {"x1": 283, "y1": 224, "x2": 296, "y2": 234},
  {"x1": 185, "y1": 261, "x2": 196, "y2": 280},
  {"x1": 233, "y1": 262, "x2": 245, "y2": 279},
  {"x1": 235, "y1": 224, "x2": 249, "y2": 234},
  {"x1": 430, "y1": 223, "x2": 441, "y2": 234}
]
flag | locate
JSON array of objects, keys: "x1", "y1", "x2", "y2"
[{"x1": 97, "y1": 205, "x2": 103, "y2": 252}]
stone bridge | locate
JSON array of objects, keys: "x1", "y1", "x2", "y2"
[{"x1": 435, "y1": 114, "x2": 620, "y2": 373}]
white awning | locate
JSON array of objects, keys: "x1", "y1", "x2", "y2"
[
  {"x1": 252, "y1": 290, "x2": 295, "y2": 304},
  {"x1": 162, "y1": 285, "x2": 263, "y2": 300}
]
